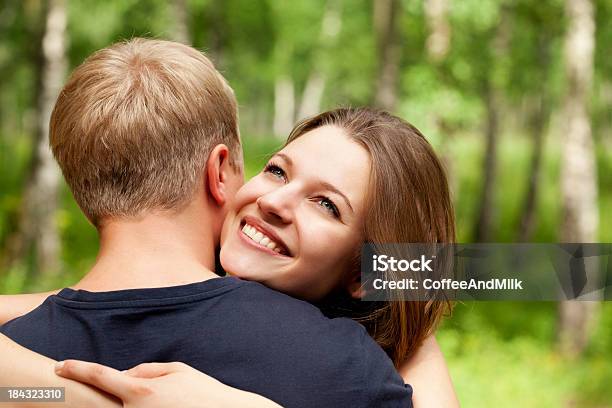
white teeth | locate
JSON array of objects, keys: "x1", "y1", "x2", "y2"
[
  {"x1": 242, "y1": 223, "x2": 282, "y2": 253},
  {"x1": 242, "y1": 225, "x2": 254, "y2": 238}
]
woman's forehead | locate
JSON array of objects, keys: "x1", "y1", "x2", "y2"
[
  {"x1": 279, "y1": 126, "x2": 371, "y2": 209},
  {"x1": 283, "y1": 125, "x2": 355, "y2": 157}
]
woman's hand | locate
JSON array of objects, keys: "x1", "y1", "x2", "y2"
[{"x1": 55, "y1": 360, "x2": 283, "y2": 408}]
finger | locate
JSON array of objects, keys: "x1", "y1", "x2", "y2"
[
  {"x1": 55, "y1": 360, "x2": 139, "y2": 401},
  {"x1": 124, "y1": 362, "x2": 180, "y2": 378},
  {"x1": 125, "y1": 361, "x2": 190, "y2": 378}
]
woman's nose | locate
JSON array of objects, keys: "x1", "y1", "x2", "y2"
[{"x1": 256, "y1": 189, "x2": 294, "y2": 224}]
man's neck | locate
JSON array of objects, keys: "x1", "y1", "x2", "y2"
[{"x1": 74, "y1": 209, "x2": 219, "y2": 292}]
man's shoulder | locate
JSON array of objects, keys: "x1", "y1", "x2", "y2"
[
  {"x1": 230, "y1": 280, "x2": 369, "y2": 335},
  {"x1": 229, "y1": 280, "x2": 393, "y2": 369},
  {"x1": 230, "y1": 279, "x2": 322, "y2": 312},
  {"x1": 232, "y1": 282, "x2": 412, "y2": 406}
]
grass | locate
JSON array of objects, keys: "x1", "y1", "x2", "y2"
[{"x1": 440, "y1": 302, "x2": 612, "y2": 407}]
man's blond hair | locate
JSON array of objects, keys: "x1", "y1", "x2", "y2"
[{"x1": 50, "y1": 38, "x2": 241, "y2": 226}]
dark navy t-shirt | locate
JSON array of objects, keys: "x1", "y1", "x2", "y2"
[{"x1": 1, "y1": 277, "x2": 412, "y2": 407}]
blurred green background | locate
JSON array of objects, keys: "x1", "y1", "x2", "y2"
[{"x1": 0, "y1": 0, "x2": 610, "y2": 406}]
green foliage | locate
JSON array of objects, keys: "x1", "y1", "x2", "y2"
[
  {"x1": 441, "y1": 302, "x2": 612, "y2": 407},
  {"x1": 241, "y1": 137, "x2": 284, "y2": 179}
]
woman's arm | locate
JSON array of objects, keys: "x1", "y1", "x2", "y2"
[
  {"x1": 0, "y1": 333, "x2": 279, "y2": 408},
  {"x1": 399, "y1": 334, "x2": 460, "y2": 408},
  {"x1": 0, "y1": 292, "x2": 58, "y2": 324},
  {"x1": 0, "y1": 333, "x2": 119, "y2": 407},
  {"x1": 55, "y1": 360, "x2": 283, "y2": 408},
  {"x1": 53, "y1": 337, "x2": 455, "y2": 408}
]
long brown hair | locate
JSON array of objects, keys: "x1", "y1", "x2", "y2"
[{"x1": 286, "y1": 107, "x2": 455, "y2": 367}]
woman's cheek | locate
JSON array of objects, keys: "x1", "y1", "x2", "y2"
[
  {"x1": 220, "y1": 177, "x2": 267, "y2": 246},
  {"x1": 299, "y1": 231, "x2": 342, "y2": 279},
  {"x1": 318, "y1": 230, "x2": 360, "y2": 277}
]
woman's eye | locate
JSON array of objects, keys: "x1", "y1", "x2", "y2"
[
  {"x1": 264, "y1": 163, "x2": 286, "y2": 180},
  {"x1": 318, "y1": 197, "x2": 340, "y2": 218}
]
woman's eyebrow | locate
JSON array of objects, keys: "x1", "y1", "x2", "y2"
[
  {"x1": 320, "y1": 181, "x2": 354, "y2": 213},
  {"x1": 274, "y1": 153, "x2": 293, "y2": 167},
  {"x1": 274, "y1": 152, "x2": 353, "y2": 213}
]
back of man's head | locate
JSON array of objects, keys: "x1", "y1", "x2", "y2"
[{"x1": 50, "y1": 38, "x2": 241, "y2": 227}]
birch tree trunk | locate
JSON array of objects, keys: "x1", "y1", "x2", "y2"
[
  {"x1": 425, "y1": 0, "x2": 456, "y2": 195},
  {"x1": 517, "y1": 33, "x2": 552, "y2": 241},
  {"x1": 373, "y1": 0, "x2": 401, "y2": 112},
  {"x1": 8, "y1": 0, "x2": 67, "y2": 278},
  {"x1": 205, "y1": 0, "x2": 225, "y2": 67},
  {"x1": 296, "y1": 0, "x2": 342, "y2": 120},
  {"x1": 558, "y1": 0, "x2": 599, "y2": 358},
  {"x1": 297, "y1": 72, "x2": 325, "y2": 121},
  {"x1": 474, "y1": 81, "x2": 499, "y2": 242},
  {"x1": 425, "y1": 0, "x2": 450, "y2": 63},
  {"x1": 170, "y1": 0, "x2": 190, "y2": 45},
  {"x1": 473, "y1": 6, "x2": 511, "y2": 242},
  {"x1": 273, "y1": 76, "x2": 295, "y2": 137},
  {"x1": 517, "y1": 95, "x2": 547, "y2": 241}
]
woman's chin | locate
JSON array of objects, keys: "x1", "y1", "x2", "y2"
[{"x1": 220, "y1": 247, "x2": 265, "y2": 281}]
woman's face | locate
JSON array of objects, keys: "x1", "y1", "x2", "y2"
[{"x1": 220, "y1": 125, "x2": 370, "y2": 301}]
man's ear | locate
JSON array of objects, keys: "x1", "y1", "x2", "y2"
[{"x1": 206, "y1": 144, "x2": 231, "y2": 206}]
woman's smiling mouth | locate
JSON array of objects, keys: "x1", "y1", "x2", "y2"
[{"x1": 239, "y1": 218, "x2": 291, "y2": 257}]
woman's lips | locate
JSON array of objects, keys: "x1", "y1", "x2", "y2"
[{"x1": 238, "y1": 218, "x2": 291, "y2": 257}]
